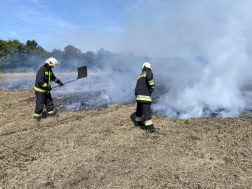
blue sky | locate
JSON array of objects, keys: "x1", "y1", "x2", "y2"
[
  {"x1": 1, "y1": 0, "x2": 252, "y2": 58},
  {"x1": 0, "y1": 0, "x2": 144, "y2": 53}
]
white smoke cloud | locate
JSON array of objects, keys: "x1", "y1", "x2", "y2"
[{"x1": 133, "y1": 0, "x2": 252, "y2": 118}]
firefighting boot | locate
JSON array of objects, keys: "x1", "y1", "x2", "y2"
[
  {"x1": 140, "y1": 125, "x2": 148, "y2": 130},
  {"x1": 34, "y1": 116, "x2": 41, "y2": 122},
  {"x1": 135, "y1": 121, "x2": 143, "y2": 127},
  {"x1": 147, "y1": 125, "x2": 160, "y2": 133},
  {"x1": 34, "y1": 113, "x2": 41, "y2": 122},
  {"x1": 47, "y1": 111, "x2": 59, "y2": 118}
]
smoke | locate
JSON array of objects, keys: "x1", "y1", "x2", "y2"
[
  {"x1": 2, "y1": 0, "x2": 252, "y2": 118},
  {"x1": 126, "y1": 0, "x2": 252, "y2": 118},
  {"x1": 89, "y1": 0, "x2": 252, "y2": 118},
  {"x1": 51, "y1": 53, "x2": 141, "y2": 109}
]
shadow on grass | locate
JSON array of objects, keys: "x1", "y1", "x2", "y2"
[
  {"x1": 130, "y1": 112, "x2": 135, "y2": 124},
  {"x1": 130, "y1": 112, "x2": 147, "y2": 131}
]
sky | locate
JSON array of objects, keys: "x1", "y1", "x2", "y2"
[
  {"x1": 1, "y1": 0, "x2": 241, "y2": 58},
  {"x1": 2, "y1": 0, "x2": 251, "y2": 58},
  {"x1": 0, "y1": 0, "x2": 149, "y2": 55}
]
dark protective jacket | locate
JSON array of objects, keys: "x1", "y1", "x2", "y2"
[
  {"x1": 34, "y1": 64, "x2": 59, "y2": 93},
  {"x1": 135, "y1": 67, "x2": 155, "y2": 103}
]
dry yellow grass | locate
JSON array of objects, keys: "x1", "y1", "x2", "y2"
[{"x1": 0, "y1": 90, "x2": 252, "y2": 188}]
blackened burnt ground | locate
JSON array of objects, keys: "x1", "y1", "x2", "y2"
[
  {"x1": 0, "y1": 73, "x2": 168, "y2": 113},
  {"x1": 1, "y1": 73, "x2": 252, "y2": 118},
  {"x1": 52, "y1": 84, "x2": 168, "y2": 113}
]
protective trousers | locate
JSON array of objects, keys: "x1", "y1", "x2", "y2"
[
  {"x1": 135, "y1": 103, "x2": 153, "y2": 127},
  {"x1": 34, "y1": 91, "x2": 54, "y2": 117}
]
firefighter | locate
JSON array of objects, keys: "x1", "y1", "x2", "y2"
[
  {"x1": 135, "y1": 62, "x2": 159, "y2": 132},
  {"x1": 33, "y1": 57, "x2": 63, "y2": 122}
]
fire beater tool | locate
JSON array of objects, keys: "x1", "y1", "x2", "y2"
[{"x1": 52, "y1": 66, "x2": 87, "y2": 89}]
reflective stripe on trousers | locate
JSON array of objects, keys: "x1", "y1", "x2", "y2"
[
  {"x1": 34, "y1": 91, "x2": 54, "y2": 114},
  {"x1": 145, "y1": 119, "x2": 153, "y2": 126},
  {"x1": 135, "y1": 116, "x2": 142, "y2": 121},
  {"x1": 135, "y1": 103, "x2": 153, "y2": 127},
  {"x1": 34, "y1": 113, "x2": 41, "y2": 117}
]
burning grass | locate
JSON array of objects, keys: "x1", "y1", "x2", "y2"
[{"x1": 0, "y1": 90, "x2": 252, "y2": 188}]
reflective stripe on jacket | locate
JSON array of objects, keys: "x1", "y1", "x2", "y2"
[
  {"x1": 135, "y1": 68, "x2": 155, "y2": 103},
  {"x1": 135, "y1": 95, "x2": 152, "y2": 102},
  {"x1": 34, "y1": 86, "x2": 46, "y2": 93},
  {"x1": 34, "y1": 64, "x2": 59, "y2": 93}
]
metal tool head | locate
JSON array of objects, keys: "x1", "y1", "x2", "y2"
[{"x1": 77, "y1": 66, "x2": 87, "y2": 79}]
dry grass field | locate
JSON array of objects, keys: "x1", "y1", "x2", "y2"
[{"x1": 0, "y1": 90, "x2": 252, "y2": 188}]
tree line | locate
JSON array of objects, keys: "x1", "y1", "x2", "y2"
[
  {"x1": 0, "y1": 38, "x2": 205, "y2": 74},
  {"x1": 0, "y1": 38, "x2": 112, "y2": 72}
]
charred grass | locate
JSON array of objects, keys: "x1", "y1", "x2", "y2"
[{"x1": 0, "y1": 90, "x2": 252, "y2": 188}]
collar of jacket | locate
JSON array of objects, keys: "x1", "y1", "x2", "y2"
[
  {"x1": 44, "y1": 64, "x2": 52, "y2": 71},
  {"x1": 142, "y1": 67, "x2": 151, "y2": 72}
]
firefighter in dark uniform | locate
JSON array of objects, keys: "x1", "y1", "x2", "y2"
[
  {"x1": 33, "y1": 57, "x2": 63, "y2": 122},
  {"x1": 135, "y1": 62, "x2": 159, "y2": 132}
]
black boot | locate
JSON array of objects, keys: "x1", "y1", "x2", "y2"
[
  {"x1": 47, "y1": 112, "x2": 59, "y2": 117},
  {"x1": 34, "y1": 117, "x2": 41, "y2": 122},
  {"x1": 135, "y1": 121, "x2": 143, "y2": 127},
  {"x1": 140, "y1": 125, "x2": 147, "y2": 130},
  {"x1": 147, "y1": 125, "x2": 159, "y2": 133}
]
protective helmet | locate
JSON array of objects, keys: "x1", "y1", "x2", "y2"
[
  {"x1": 45, "y1": 57, "x2": 58, "y2": 67},
  {"x1": 142, "y1": 62, "x2": 152, "y2": 70}
]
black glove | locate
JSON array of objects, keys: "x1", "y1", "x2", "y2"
[
  {"x1": 58, "y1": 80, "x2": 64, "y2": 86},
  {"x1": 149, "y1": 88, "x2": 154, "y2": 93},
  {"x1": 46, "y1": 85, "x2": 52, "y2": 91}
]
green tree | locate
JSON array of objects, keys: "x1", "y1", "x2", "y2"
[
  {"x1": 25, "y1": 40, "x2": 38, "y2": 51},
  {"x1": 61, "y1": 45, "x2": 82, "y2": 69},
  {"x1": 0, "y1": 39, "x2": 26, "y2": 70},
  {"x1": 84, "y1": 51, "x2": 95, "y2": 67}
]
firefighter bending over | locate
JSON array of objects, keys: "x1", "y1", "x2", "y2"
[
  {"x1": 33, "y1": 57, "x2": 64, "y2": 122},
  {"x1": 135, "y1": 62, "x2": 159, "y2": 132}
]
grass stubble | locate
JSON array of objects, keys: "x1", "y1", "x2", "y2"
[{"x1": 0, "y1": 90, "x2": 252, "y2": 188}]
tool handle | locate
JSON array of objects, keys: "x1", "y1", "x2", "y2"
[{"x1": 52, "y1": 78, "x2": 79, "y2": 89}]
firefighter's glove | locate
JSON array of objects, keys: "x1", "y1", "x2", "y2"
[
  {"x1": 149, "y1": 88, "x2": 154, "y2": 93},
  {"x1": 58, "y1": 80, "x2": 64, "y2": 87},
  {"x1": 46, "y1": 85, "x2": 52, "y2": 91}
]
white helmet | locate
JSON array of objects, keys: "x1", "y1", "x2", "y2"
[
  {"x1": 46, "y1": 57, "x2": 58, "y2": 67},
  {"x1": 142, "y1": 62, "x2": 152, "y2": 70}
]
